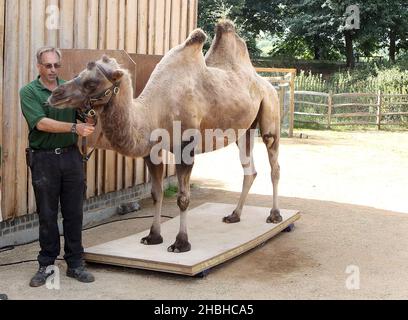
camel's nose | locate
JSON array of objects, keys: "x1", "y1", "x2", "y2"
[{"x1": 53, "y1": 87, "x2": 65, "y2": 97}]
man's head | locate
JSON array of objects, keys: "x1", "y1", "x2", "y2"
[{"x1": 36, "y1": 46, "x2": 62, "y2": 84}]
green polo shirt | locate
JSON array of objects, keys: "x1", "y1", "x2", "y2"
[{"x1": 19, "y1": 76, "x2": 78, "y2": 150}]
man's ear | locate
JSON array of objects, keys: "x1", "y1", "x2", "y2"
[{"x1": 111, "y1": 70, "x2": 124, "y2": 82}]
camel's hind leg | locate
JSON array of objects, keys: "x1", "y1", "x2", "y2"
[
  {"x1": 223, "y1": 122, "x2": 257, "y2": 223},
  {"x1": 141, "y1": 156, "x2": 164, "y2": 245},
  {"x1": 259, "y1": 91, "x2": 282, "y2": 224},
  {"x1": 168, "y1": 162, "x2": 194, "y2": 253}
]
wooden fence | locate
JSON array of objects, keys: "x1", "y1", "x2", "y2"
[
  {"x1": 0, "y1": 0, "x2": 198, "y2": 221},
  {"x1": 294, "y1": 91, "x2": 408, "y2": 129}
]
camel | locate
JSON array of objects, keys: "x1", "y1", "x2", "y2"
[{"x1": 48, "y1": 20, "x2": 281, "y2": 253}]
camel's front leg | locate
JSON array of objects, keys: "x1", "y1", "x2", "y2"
[
  {"x1": 141, "y1": 156, "x2": 165, "y2": 245},
  {"x1": 168, "y1": 162, "x2": 194, "y2": 253}
]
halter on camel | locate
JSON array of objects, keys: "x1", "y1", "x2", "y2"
[{"x1": 74, "y1": 63, "x2": 121, "y2": 162}]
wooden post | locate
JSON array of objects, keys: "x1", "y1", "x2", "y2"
[
  {"x1": 327, "y1": 91, "x2": 332, "y2": 129},
  {"x1": 289, "y1": 71, "x2": 295, "y2": 138},
  {"x1": 376, "y1": 90, "x2": 382, "y2": 130},
  {"x1": 279, "y1": 84, "x2": 284, "y2": 124}
]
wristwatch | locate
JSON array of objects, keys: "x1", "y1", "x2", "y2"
[{"x1": 71, "y1": 123, "x2": 77, "y2": 134}]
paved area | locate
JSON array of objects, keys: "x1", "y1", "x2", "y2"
[{"x1": 0, "y1": 129, "x2": 407, "y2": 300}]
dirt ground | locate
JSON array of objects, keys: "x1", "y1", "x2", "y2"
[{"x1": 0, "y1": 129, "x2": 407, "y2": 300}]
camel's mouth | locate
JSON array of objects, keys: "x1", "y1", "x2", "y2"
[{"x1": 48, "y1": 96, "x2": 73, "y2": 108}]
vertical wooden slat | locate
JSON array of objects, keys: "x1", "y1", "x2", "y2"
[
  {"x1": 16, "y1": 0, "x2": 30, "y2": 217},
  {"x1": 136, "y1": 0, "x2": 149, "y2": 185},
  {"x1": 327, "y1": 91, "x2": 332, "y2": 129},
  {"x1": 164, "y1": 0, "x2": 171, "y2": 53},
  {"x1": 116, "y1": 0, "x2": 126, "y2": 191},
  {"x1": 31, "y1": 0, "x2": 46, "y2": 74},
  {"x1": 87, "y1": 0, "x2": 99, "y2": 50},
  {"x1": 106, "y1": 0, "x2": 118, "y2": 49},
  {"x1": 187, "y1": 0, "x2": 195, "y2": 33},
  {"x1": 125, "y1": 0, "x2": 137, "y2": 54},
  {"x1": 98, "y1": 0, "x2": 107, "y2": 50},
  {"x1": 2, "y1": 0, "x2": 19, "y2": 219},
  {"x1": 97, "y1": 0, "x2": 107, "y2": 195},
  {"x1": 179, "y1": 0, "x2": 187, "y2": 41},
  {"x1": 118, "y1": 0, "x2": 125, "y2": 50},
  {"x1": 0, "y1": 0, "x2": 5, "y2": 221},
  {"x1": 193, "y1": 0, "x2": 198, "y2": 29},
  {"x1": 86, "y1": 0, "x2": 99, "y2": 198},
  {"x1": 376, "y1": 90, "x2": 382, "y2": 130},
  {"x1": 74, "y1": 0, "x2": 88, "y2": 48},
  {"x1": 27, "y1": 0, "x2": 46, "y2": 214},
  {"x1": 124, "y1": 0, "x2": 137, "y2": 189},
  {"x1": 45, "y1": 0, "x2": 59, "y2": 46},
  {"x1": 155, "y1": 0, "x2": 165, "y2": 55},
  {"x1": 137, "y1": 0, "x2": 148, "y2": 54},
  {"x1": 170, "y1": 0, "x2": 181, "y2": 48},
  {"x1": 105, "y1": 0, "x2": 119, "y2": 192},
  {"x1": 148, "y1": 0, "x2": 155, "y2": 54},
  {"x1": 59, "y1": 0, "x2": 74, "y2": 49}
]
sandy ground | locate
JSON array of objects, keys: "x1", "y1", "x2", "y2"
[{"x1": 0, "y1": 129, "x2": 407, "y2": 300}]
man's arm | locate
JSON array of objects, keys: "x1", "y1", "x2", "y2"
[{"x1": 37, "y1": 118, "x2": 95, "y2": 137}]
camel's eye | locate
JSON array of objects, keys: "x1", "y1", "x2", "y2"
[{"x1": 84, "y1": 80, "x2": 99, "y2": 90}]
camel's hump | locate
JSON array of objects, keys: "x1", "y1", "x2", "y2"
[
  {"x1": 216, "y1": 19, "x2": 236, "y2": 33},
  {"x1": 185, "y1": 29, "x2": 207, "y2": 46}
]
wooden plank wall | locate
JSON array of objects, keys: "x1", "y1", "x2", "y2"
[{"x1": 1, "y1": 0, "x2": 198, "y2": 220}]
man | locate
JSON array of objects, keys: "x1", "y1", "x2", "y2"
[{"x1": 19, "y1": 47, "x2": 95, "y2": 287}]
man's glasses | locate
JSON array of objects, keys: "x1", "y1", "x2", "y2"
[{"x1": 41, "y1": 63, "x2": 62, "y2": 69}]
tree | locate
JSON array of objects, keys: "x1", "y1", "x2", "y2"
[{"x1": 198, "y1": 0, "x2": 261, "y2": 57}]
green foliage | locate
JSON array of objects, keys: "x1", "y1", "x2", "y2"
[
  {"x1": 164, "y1": 184, "x2": 178, "y2": 198},
  {"x1": 199, "y1": 0, "x2": 408, "y2": 67},
  {"x1": 296, "y1": 64, "x2": 408, "y2": 94},
  {"x1": 198, "y1": 0, "x2": 261, "y2": 57}
]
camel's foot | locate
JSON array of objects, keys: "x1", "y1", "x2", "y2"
[
  {"x1": 222, "y1": 210, "x2": 241, "y2": 224},
  {"x1": 140, "y1": 232, "x2": 163, "y2": 245},
  {"x1": 267, "y1": 209, "x2": 283, "y2": 224},
  {"x1": 167, "y1": 233, "x2": 191, "y2": 253}
]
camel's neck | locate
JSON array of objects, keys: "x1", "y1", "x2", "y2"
[{"x1": 100, "y1": 74, "x2": 152, "y2": 158}]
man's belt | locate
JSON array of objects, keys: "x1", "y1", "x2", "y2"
[{"x1": 30, "y1": 145, "x2": 77, "y2": 155}]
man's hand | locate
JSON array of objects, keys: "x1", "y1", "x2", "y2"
[
  {"x1": 76, "y1": 123, "x2": 95, "y2": 137},
  {"x1": 85, "y1": 116, "x2": 97, "y2": 126}
]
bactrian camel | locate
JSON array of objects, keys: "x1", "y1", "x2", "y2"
[{"x1": 49, "y1": 20, "x2": 281, "y2": 253}]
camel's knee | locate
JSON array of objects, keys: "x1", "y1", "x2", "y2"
[
  {"x1": 177, "y1": 193, "x2": 190, "y2": 212},
  {"x1": 262, "y1": 133, "x2": 279, "y2": 151}
]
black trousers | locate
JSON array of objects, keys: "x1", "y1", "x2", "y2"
[{"x1": 30, "y1": 146, "x2": 85, "y2": 268}]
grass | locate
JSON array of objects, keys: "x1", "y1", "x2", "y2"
[
  {"x1": 164, "y1": 184, "x2": 178, "y2": 198},
  {"x1": 163, "y1": 183, "x2": 200, "y2": 198}
]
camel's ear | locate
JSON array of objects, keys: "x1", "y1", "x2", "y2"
[
  {"x1": 87, "y1": 61, "x2": 96, "y2": 70},
  {"x1": 111, "y1": 70, "x2": 124, "y2": 82},
  {"x1": 102, "y1": 55, "x2": 111, "y2": 63}
]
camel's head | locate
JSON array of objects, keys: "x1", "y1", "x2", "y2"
[{"x1": 48, "y1": 55, "x2": 125, "y2": 111}]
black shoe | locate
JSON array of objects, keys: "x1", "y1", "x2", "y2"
[
  {"x1": 66, "y1": 265, "x2": 95, "y2": 283},
  {"x1": 29, "y1": 266, "x2": 54, "y2": 288}
]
